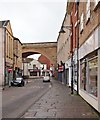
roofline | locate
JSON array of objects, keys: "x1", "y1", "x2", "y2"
[
  {"x1": 57, "y1": 11, "x2": 67, "y2": 42},
  {"x1": 14, "y1": 37, "x2": 23, "y2": 45},
  {"x1": 22, "y1": 41, "x2": 57, "y2": 44}
]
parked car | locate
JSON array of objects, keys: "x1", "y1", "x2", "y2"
[
  {"x1": 11, "y1": 77, "x2": 25, "y2": 87},
  {"x1": 43, "y1": 76, "x2": 50, "y2": 82},
  {"x1": 41, "y1": 70, "x2": 51, "y2": 82}
]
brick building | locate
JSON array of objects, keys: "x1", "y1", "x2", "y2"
[
  {"x1": 67, "y1": 1, "x2": 79, "y2": 92},
  {"x1": 13, "y1": 37, "x2": 23, "y2": 79},
  {"x1": 38, "y1": 55, "x2": 51, "y2": 69},
  {"x1": 57, "y1": 0, "x2": 100, "y2": 113},
  {"x1": 78, "y1": 1, "x2": 100, "y2": 113}
]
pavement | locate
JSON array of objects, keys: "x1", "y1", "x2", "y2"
[{"x1": 22, "y1": 79, "x2": 100, "y2": 119}]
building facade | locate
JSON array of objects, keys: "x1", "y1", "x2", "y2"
[
  {"x1": 22, "y1": 58, "x2": 44, "y2": 78},
  {"x1": 0, "y1": 20, "x2": 23, "y2": 87},
  {"x1": 78, "y1": 1, "x2": 100, "y2": 113},
  {"x1": 0, "y1": 20, "x2": 14, "y2": 87},
  {"x1": 13, "y1": 37, "x2": 22, "y2": 79},
  {"x1": 57, "y1": 0, "x2": 100, "y2": 113},
  {"x1": 67, "y1": 1, "x2": 79, "y2": 92},
  {"x1": 57, "y1": 12, "x2": 71, "y2": 84},
  {"x1": 38, "y1": 55, "x2": 51, "y2": 70}
]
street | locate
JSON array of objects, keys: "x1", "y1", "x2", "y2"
[
  {"x1": 2, "y1": 78, "x2": 52, "y2": 118},
  {"x1": 22, "y1": 79, "x2": 99, "y2": 119},
  {"x1": 2, "y1": 78, "x2": 99, "y2": 119}
]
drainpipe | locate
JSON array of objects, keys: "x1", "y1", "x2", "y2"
[
  {"x1": 71, "y1": 22, "x2": 73, "y2": 94},
  {"x1": 76, "y1": 1, "x2": 79, "y2": 95}
]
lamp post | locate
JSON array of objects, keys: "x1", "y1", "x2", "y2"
[
  {"x1": 76, "y1": 0, "x2": 79, "y2": 95},
  {"x1": 23, "y1": 58, "x2": 25, "y2": 78},
  {"x1": 59, "y1": 24, "x2": 73, "y2": 94}
]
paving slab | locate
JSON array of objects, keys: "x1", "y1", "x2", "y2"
[{"x1": 22, "y1": 79, "x2": 100, "y2": 119}]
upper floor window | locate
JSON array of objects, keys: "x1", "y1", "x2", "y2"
[
  {"x1": 80, "y1": 13, "x2": 84, "y2": 33},
  {"x1": 94, "y1": 0, "x2": 100, "y2": 10},
  {"x1": 86, "y1": 0, "x2": 90, "y2": 23}
]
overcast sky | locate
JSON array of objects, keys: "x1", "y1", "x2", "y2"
[{"x1": 0, "y1": 0, "x2": 67, "y2": 43}]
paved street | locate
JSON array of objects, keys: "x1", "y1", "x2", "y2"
[
  {"x1": 2, "y1": 78, "x2": 51, "y2": 118},
  {"x1": 22, "y1": 79, "x2": 99, "y2": 119},
  {"x1": 2, "y1": 78, "x2": 100, "y2": 119}
]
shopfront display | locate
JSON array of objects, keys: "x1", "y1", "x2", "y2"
[
  {"x1": 80, "y1": 59, "x2": 87, "y2": 91},
  {"x1": 79, "y1": 25, "x2": 100, "y2": 113},
  {"x1": 88, "y1": 57, "x2": 98, "y2": 97},
  {"x1": 80, "y1": 51, "x2": 98, "y2": 98}
]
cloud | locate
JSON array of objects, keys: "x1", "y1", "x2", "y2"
[{"x1": 0, "y1": 1, "x2": 66, "y2": 43}]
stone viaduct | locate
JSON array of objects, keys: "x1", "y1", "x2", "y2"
[{"x1": 22, "y1": 42, "x2": 57, "y2": 66}]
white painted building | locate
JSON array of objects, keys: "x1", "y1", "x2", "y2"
[{"x1": 23, "y1": 59, "x2": 47, "y2": 78}]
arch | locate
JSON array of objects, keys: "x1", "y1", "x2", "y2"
[
  {"x1": 22, "y1": 42, "x2": 57, "y2": 65},
  {"x1": 22, "y1": 52, "x2": 39, "y2": 58}
]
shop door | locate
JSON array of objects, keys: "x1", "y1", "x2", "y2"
[{"x1": 66, "y1": 69, "x2": 69, "y2": 85}]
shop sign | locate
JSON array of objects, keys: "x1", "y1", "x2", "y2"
[
  {"x1": 89, "y1": 57, "x2": 98, "y2": 68},
  {"x1": 8, "y1": 68, "x2": 12, "y2": 72},
  {"x1": 79, "y1": 26, "x2": 99, "y2": 59},
  {"x1": 58, "y1": 65, "x2": 63, "y2": 72},
  {"x1": 30, "y1": 70, "x2": 33, "y2": 72}
]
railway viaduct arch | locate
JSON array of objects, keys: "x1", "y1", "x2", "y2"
[{"x1": 22, "y1": 42, "x2": 57, "y2": 66}]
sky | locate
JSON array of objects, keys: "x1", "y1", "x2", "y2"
[{"x1": 0, "y1": 0, "x2": 67, "y2": 43}]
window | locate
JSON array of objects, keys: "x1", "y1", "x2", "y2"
[
  {"x1": 86, "y1": 0, "x2": 90, "y2": 23},
  {"x1": 94, "y1": 0, "x2": 100, "y2": 10},
  {"x1": 80, "y1": 13, "x2": 84, "y2": 33},
  {"x1": 73, "y1": 64, "x2": 77, "y2": 85},
  {"x1": 80, "y1": 51, "x2": 98, "y2": 98},
  {"x1": 88, "y1": 57, "x2": 98, "y2": 97},
  {"x1": 6, "y1": 33, "x2": 8, "y2": 57},
  {"x1": 80, "y1": 59, "x2": 87, "y2": 90},
  {"x1": 8, "y1": 36, "x2": 10, "y2": 58}
]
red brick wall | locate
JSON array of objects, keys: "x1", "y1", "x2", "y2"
[
  {"x1": 70, "y1": 2, "x2": 78, "y2": 52},
  {"x1": 38, "y1": 55, "x2": 51, "y2": 69}
]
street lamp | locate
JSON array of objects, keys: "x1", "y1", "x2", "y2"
[
  {"x1": 23, "y1": 58, "x2": 25, "y2": 78},
  {"x1": 59, "y1": 24, "x2": 74, "y2": 94}
]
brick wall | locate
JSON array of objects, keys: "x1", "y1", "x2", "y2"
[
  {"x1": 79, "y1": 2, "x2": 100, "y2": 47},
  {"x1": 38, "y1": 55, "x2": 50, "y2": 69}
]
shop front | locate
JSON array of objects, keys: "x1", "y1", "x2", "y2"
[
  {"x1": 73, "y1": 49, "x2": 78, "y2": 91},
  {"x1": 65, "y1": 58, "x2": 71, "y2": 87},
  {"x1": 79, "y1": 25, "x2": 100, "y2": 113},
  {"x1": 5, "y1": 66, "x2": 13, "y2": 86}
]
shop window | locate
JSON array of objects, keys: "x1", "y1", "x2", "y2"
[
  {"x1": 73, "y1": 64, "x2": 77, "y2": 85},
  {"x1": 30, "y1": 71, "x2": 37, "y2": 76},
  {"x1": 80, "y1": 50, "x2": 98, "y2": 98},
  {"x1": 80, "y1": 59, "x2": 87, "y2": 91},
  {"x1": 88, "y1": 57, "x2": 98, "y2": 97}
]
